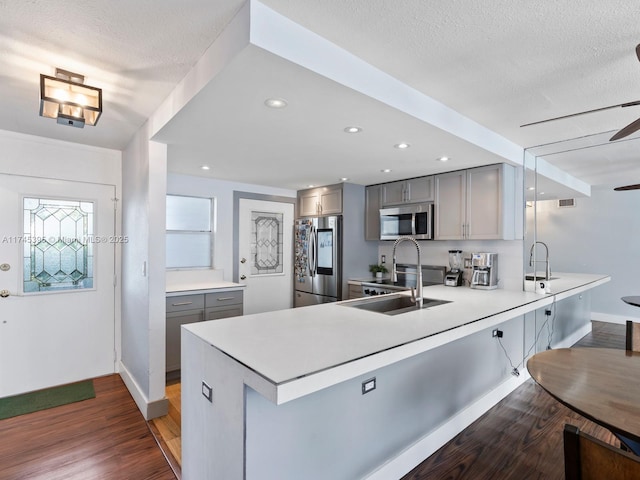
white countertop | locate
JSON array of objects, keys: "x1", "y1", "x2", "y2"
[
  {"x1": 166, "y1": 281, "x2": 245, "y2": 295},
  {"x1": 165, "y1": 268, "x2": 244, "y2": 295},
  {"x1": 184, "y1": 272, "x2": 609, "y2": 404}
]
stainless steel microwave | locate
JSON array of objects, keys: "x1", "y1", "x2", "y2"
[{"x1": 379, "y1": 203, "x2": 434, "y2": 240}]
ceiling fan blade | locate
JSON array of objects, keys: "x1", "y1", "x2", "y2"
[
  {"x1": 521, "y1": 100, "x2": 640, "y2": 128},
  {"x1": 614, "y1": 183, "x2": 640, "y2": 191},
  {"x1": 610, "y1": 116, "x2": 640, "y2": 141}
]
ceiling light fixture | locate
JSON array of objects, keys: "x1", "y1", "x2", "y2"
[
  {"x1": 437, "y1": 156, "x2": 449, "y2": 162},
  {"x1": 528, "y1": 187, "x2": 535, "y2": 191},
  {"x1": 264, "y1": 97, "x2": 288, "y2": 109},
  {"x1": 200, "y1": 165, "x2": 210, "y2": 171},
  {"x1": 381, "y1": 169, "x2": 392, "y2": 173},
  {"x1": 343, "y1": 126, "x2": 362, "y2": 133},
  {"x1": 39, "y1": 68, "x2": 102, "y2": 128},
  {"x1": 394, "y1": 143, "x2": 410, "y2": 149},
  {"x1": 340, "y1": 177, "x2": 349, "y2": 182}
]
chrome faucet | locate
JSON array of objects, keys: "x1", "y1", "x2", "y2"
[
  {"x1": 529, "y1": 241, "x2": 551, "y2": 280},
  {"x1": 392, "y1": 236, "x2": 423, "y2": 308}
]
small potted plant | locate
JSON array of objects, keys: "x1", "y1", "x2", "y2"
[{"x1": 369, "y1": 264, "x2": 388, "y2": 279}]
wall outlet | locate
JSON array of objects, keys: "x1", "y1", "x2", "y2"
[
  {"x1": 362, "y1": 377, "x2": 376, "y2": 394},
  {"x1": 492, "y1": 329, "x2": 503, "y2": 338},
  {"x1": 202, "y1": 381, "x2": 213, "y2": 403}
]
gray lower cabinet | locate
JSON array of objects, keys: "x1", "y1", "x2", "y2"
[{"x1": 166, "y1": 289, "x2": 243, "y2": 372}]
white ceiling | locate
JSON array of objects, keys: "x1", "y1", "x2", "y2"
[{"x1": 3, "y1": 0, "x2": 640, "y2": 192}]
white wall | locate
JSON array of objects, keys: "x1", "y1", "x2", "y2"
[
  {"x1": 120, "y1": 124, "x2": 168, "y2": 418},
  {"x1": 167, "y1": 173, "x2": 296, "y2": 280},
  {"x1": 527, "y1": 185, "x2": 640, "y2": 322},
  {"x1": 0, "y1": 129, "x2": 120, "y2": 184}
]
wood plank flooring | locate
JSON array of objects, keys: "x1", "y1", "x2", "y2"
[
  {"x1": 150, "y1": 379, "x2": 182, "y2": 477},
  {"x1": 0, "y1": 374, "x2": 176, "y2": 480}
]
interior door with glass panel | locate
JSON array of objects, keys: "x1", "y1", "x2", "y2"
[
  {"x1": 238, "y1": 198, "x2": 293, "y2": 315},
  {"x1": 0, "y1": 174, "x2": 116, "y2": 397}
]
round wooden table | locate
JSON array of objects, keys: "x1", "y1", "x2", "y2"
[
  {"x1": 527, "y1": 347, "x2": 640, "y2": 443},
  {"x1": 622, "y1": 296, "x2": 640, "y2": 308}
]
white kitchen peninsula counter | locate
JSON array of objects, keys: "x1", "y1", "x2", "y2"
[
  {"x1": 182, "y1": 272, "x2": 609, "y2": 480},
  {"x1": 184, "y1": 272, "x2": 608, "y2": 404}
]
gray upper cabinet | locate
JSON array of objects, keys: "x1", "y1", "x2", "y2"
[
  {"x1": 381, "y1": 176, "x2": 434, "y2": 206},
  {"x1": 435, "y1": 164, "x2": 516, "y2": 240},
  {"x1": 298, "y1": 185, "x2": 343, "y2": 217},
  {"x1": 364, "y1": 185, "x2": 382, "y2": 241}
]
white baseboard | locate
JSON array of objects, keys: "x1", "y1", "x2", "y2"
[
  {"x1": 119, "y1": 362, "x2": 168, "y2": 420},
  {"x1": 591, "y1": 311, "x2": 639, "y2": 325},
  {"x1": 365, "y1": 321, "x2": 592, "y2": 480}
]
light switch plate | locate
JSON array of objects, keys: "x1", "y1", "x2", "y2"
[
  {"x1": 202, "y1": 381, "x2": 213, "y2": 402},
  {"x1": 362, "y1": 377, "x2": 376, "y2": 394}
]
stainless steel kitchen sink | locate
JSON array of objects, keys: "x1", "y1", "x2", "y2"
[{"x1": 340, "y1": 294, "x2": 451, "y2": 316}]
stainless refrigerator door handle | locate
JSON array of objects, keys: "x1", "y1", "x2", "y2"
[
  {"x1": 307, "y1": 226, "x2": 314, "y2": 276},
  {"x1": 310, "y1": 226, "x2": 317, "y2": 276}
]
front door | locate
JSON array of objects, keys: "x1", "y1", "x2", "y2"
[
  {"x1": 238, "y1": 198, "x2": 294, "y2": 315},
  {"x1": 0, "y1": 174, "x2": 116, "y2": 397}
]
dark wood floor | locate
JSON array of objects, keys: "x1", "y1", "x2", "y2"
[
  {"x1": 402, "y1": 321, "x2": 625, "y2": 479},
  {"x1": 0, "y1": 374, "x2": 176, "y2": 480}
]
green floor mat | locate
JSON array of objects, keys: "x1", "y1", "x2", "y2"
[{"x1": 0, "y1": 380, "x2": 95, "y2": 420}]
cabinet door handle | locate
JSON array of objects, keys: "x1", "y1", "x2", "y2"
[
  {"x1": 216, "y1": 297, "x2": 235, "y2": 301},
  {"x1": 171, "y1": 301, "x2": 193, "y2": 306}
]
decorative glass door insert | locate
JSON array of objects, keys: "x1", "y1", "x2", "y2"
[
  {"x1": 23, "y1": 197, "x2": 94, "y2": 293},
  {"x1": 250, "y1": 211, "x2": 283, "y2": 275}
]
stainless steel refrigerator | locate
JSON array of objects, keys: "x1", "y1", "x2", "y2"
[{"x1": 294, "y1": 216, "x2": 342, "y2": 306}]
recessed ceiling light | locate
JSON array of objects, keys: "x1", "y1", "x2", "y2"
[
  {"x1": 264, "y1": 97, "x2": 288, "y2": 109},
  {"x1": 437, "y1": 156, "x2": 449, "y2": 162},
  {"x1": 340, "y1": 177, "x2": 349, "y2": 182},
  {"x1": 200, "y1": 165, "x2": 210, "y2": 171},
  {"x1": 394, "y1": 143, "x2": 410, "y2": 149},
  {"x1": 343, "y1": 126, "x2": 362, "y2": 133},
  {"x1": 381, "y1": 169, "x2": 392, "y2": 173},
  {"x1": 307, "y1": 184, "x2": 315, "y2": 188},
  {"x1": 539, "y1": 192, "x2": 545, "y2": 195},
  {"x1": 528, "y1": 187, "x2": 535, "y2": 191}
]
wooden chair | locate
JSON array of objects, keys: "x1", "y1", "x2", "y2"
[
  {"x1": 564, "y1": 424, "x2": 640, "y2": 479},
  {"x1": 626, "y1": 320, "x2": 640, "y2": 352},
  {"x1": 614, "y1": 321, "x2": 640, "y2": 455}
]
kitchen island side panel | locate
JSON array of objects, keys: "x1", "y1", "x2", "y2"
[{"x1": 245, "y1": 314, "x2": 527, "y2": 480}]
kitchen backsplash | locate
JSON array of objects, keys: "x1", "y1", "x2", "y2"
[{"x1": 377, "y1": 240, "x2": 524, "y2": 291}]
